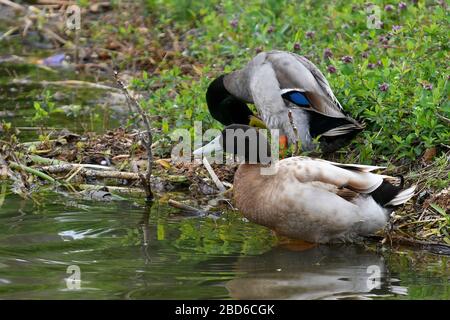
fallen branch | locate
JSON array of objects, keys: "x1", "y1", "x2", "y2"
[
  {"x1": 168, "y1": 199, "x2": 209, "y2": 216},
  {"x1": 41, "y1": 165, "x2": 139, "y2": 180},
  {"x1": 39, "y1": 164, "x2": 188, "y2": 186},
  {"x1": 39, "y1": 163, "x2": 114, "y2": 173},
  {"x1": 78, "y1": 184, "x2": 146, "y2": 196},
  {"x1": 9, "y1": 161, "x2": 57, "y2": 184}
]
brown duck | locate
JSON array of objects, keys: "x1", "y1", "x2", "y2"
[{"x1": 194, "y1": 124, "x2": 416, "y2": 243}]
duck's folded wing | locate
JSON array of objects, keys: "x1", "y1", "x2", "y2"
[
  {"x1": 283, "y1": 157, "x2": 384, "y2": 193},
  {"x1": 315, "y1": 159, "x2": 387, "y2": 172},
  {"x1": 267, "y1": 52, "x2": 345, "y2": 118},
  {"x1": 249, "y1": 63, "x2": 296, "y2": 140},
  {"x1": 290, "y1": 53, "x2": 344, "y2": 110}
]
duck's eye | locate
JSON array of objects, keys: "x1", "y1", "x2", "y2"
[{"x1": 282, "y1": 91, "x2": 310, "y2": 107}]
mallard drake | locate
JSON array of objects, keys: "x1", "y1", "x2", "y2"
[
  {"x1": 194, "y1": 124, "x2": 416, "y2": 243},
  {"x1": 206, "y1": 50, "x2": 364, "y2": 153}
]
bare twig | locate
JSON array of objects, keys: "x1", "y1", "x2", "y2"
[
  {"x1": 0, "y1": 26, "x2": 18, "y2": 41},
  {"x1": 42, "y1": 27, "x2": 67, "y2": 44},
  {"x1": 41, "y1": 165, "x2": 139, "y2": 180},
  {"x1": 39, "y1": 163, "x2": 113, "y2": 173},
  {"x1": 168, "y1": 199, "x2": 209, "y2": 216},
  {"x1": 288, "y1": 109, "x2": 300, "y2": 155},
  {"x1": 114, "y1": 69, "x2": 153, "y2": 201},
  {"x1": 0, "y1": 0, "x2": 26, "y2": 11},
  {"x1": 78, "y1": 184, "x2": 146, "y2": 196},
  {"x1": 436, "y1": 113, "x2": 450, "y2": 124},
  {"x1": 202, "y1": 157, "x2": 226, "y2": 192}
]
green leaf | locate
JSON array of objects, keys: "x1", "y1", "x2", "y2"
[{"x1": 430, "y1": 203, "x2": 448, "y2": 217}]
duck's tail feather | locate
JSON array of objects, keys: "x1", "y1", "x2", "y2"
[
  {"x1": 385, "y1": 185, "x2": 416, "y2": 207},
  {"x1": 321, "y1": 123, "x2": 363, "y2": 137},
  {"x1": 306, "y1": 111, "x2": 363, "y2": 137},
  {"x1": 370, "y1": 176, "x2": 416, "y2": 207}
]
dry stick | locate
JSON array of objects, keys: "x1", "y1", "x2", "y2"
[
  {"x1": 42, "y1": 28, "x2": 67, "y2": 44},
  {"x1": 79, "y1": 184, "x2": 146, "y2": 196},
  {"x1": 41, "y1": 164, "x2": 188, "y2": 185},
  {"x1": 436, "y1": 113, "x2": 450, "y2": 124},
  {"x1": 0, "y1": 0, "x2": 26, "y2": 11},
  {"x1": 168, "y1": 199, "x2": 210, "y2": 216},
  {"x1": 202, "y1": 157, "x2": 226, "y2": 192},
  {"x1": 65, "y1": 166, "x2": 83, "y2": 183},
  {"x1": 287, "y1": 109, "x2": 299, "y2": 156},
  {"x1": 113, "y1": 70, "x2": 153, "y2": 201},
  {"x1": 39, "y1": 163, "x2": 114, "y2": 173},
  {"x1": 41, "y1": 165, "x2": 140, "y2": 180},
  {"x1": 0, "y1": 26, "x2": 18, "y2": 41}
]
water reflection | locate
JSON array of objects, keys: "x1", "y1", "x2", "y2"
[
  {"x1": 0, "y1": 190, "x2": 448, "y2": 299},
  {"x1": 227, "y1": 245, "x2": 407, "y2": 300}
]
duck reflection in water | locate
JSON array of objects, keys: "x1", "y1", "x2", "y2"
[{"x1": 226, "y1": 244, "x2": 407, "y2": 300}]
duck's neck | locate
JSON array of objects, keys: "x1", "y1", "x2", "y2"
[
  {"x1": 206, "y1": 75, "x2": 229, "y2": 110},
  {"x1": 233, "y1": 164, "x2": 273, "y2": 225},
  {"x1": 206, "y1": 75, "x2": 253, "y2": 126}
]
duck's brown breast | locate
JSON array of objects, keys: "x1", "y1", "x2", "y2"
[{"x1": 233, "y1": 164, "x2": 281, "y2": 227}]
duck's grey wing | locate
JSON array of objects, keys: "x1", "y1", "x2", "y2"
[
  {"x1": 266, "y1": 51, "x2": 346, "y2": 118},
  {"x1": 248, "y1": 62, "x2": 297, "y2": 141},
  {"x1": 290, "y1": 53, "x2": 345, "y2": 111}
]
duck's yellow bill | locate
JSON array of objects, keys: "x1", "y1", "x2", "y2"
[{"x1": 248, "y1": 115, "x2": 267, "y2": 129}]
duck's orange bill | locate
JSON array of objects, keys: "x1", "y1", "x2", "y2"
[{"x1": 279, "y1": 135, "x2": 288, "y2": 158}]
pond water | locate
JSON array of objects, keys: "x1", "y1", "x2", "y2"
[
  {"x1": 0, "y1": 45, "x2": 448, "y2": 300},
  {"x1": 0, "y1": 188, "x2": 448, "y2": 300}
]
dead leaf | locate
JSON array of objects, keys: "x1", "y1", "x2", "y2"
[
  {"x1": 156, "y1": 159, "x2": 171, "y2": 169},
  {"x1": 422, "y1": 147, "x2": 436, "y2": 163}
]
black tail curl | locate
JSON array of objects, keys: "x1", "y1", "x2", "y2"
[{"x1": 370, "y1": 175, "x2": 405, "y2": 207}]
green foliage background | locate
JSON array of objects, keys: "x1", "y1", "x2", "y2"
[{"x1": 132, "y1": 0, "x2": 449, "y2": 164}]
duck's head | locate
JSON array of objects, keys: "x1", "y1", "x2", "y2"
[
  {"x1": 194, "y1": 124, "x2": 272, "y2": 164},
  {"x1": 206, "y1": 76, "x2": 255, "y2": 126}
]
